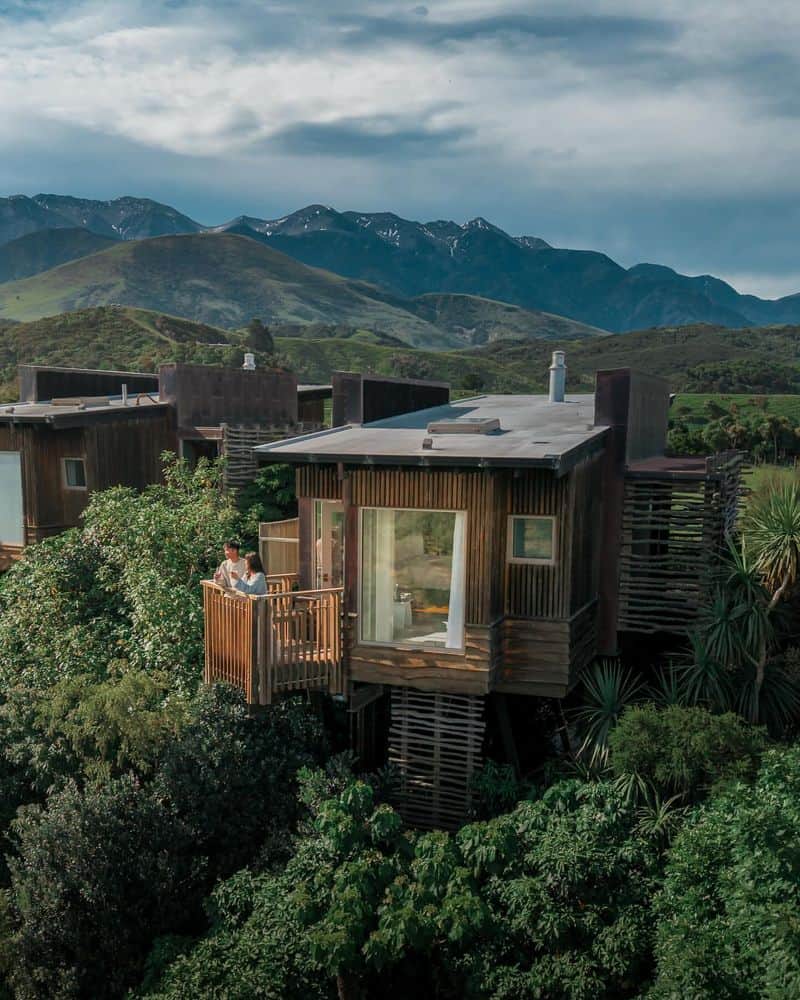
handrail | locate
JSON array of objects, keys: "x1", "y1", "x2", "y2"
[{"x1": 202, "y1": 579, "x2": 344, "y2": 705}]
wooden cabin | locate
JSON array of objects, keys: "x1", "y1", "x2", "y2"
[
  {"x1": 0, "y1": 361, "x2": 332, "y2": 568},
  {"x1": 202, "y1": 361, "x2": 741, "y2": 827},
  {"x1": 0, "y1": 390, "x2": 175, "y2": 568}
]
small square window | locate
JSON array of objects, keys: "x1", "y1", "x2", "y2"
[
  {"x1": 63, "y1": 458, "x2": 87, "y2": 490},
  {"x1": 507, "y1": 516, "x2": 556, "y2": 564}
]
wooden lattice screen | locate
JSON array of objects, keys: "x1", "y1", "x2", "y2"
[
  {"x1": 618, "y1": 452, "x2": 743, "y2": 635},
  {"x1": 388, "y1": 688, "x2": 485, "y2": 830},
  {"x1": 221, "y1": 422, "x2": 322, "y2": 489}
]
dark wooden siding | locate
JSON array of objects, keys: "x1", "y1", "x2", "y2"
[
  {"x1": 296, "y1": 465, "x2": 341, "y2": 501},
  {"x1": 569, "y1": 454, "x2": 604, "y2": 614},
  {"x1": 495, "y1": 600, "x2": 597, "y2": 698},
  {"x1": 349, "y1": 623, "x2": 501, "y2": 695},
  {"x1": 507, "y1": 470, "x2": 571, "y2": 618},
  {"x1": 0, "y1": 409, "x2": 175, "y2": 557}
]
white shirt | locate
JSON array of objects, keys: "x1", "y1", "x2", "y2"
[{"x1": 216, "y1": 556, "x2": 247, "y2": 588}]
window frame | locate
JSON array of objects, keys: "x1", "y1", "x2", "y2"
[
  {"x1": 357, "y1": 505, "x2": 467, "y2": 654},
  {"x1": 62, "y1": 457, "x2": 88, "y2": 491},
  {"x1": 506, "y1": 514, "x2": 557, "y2": 566}
]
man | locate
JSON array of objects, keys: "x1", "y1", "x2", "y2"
[{"x1": 213, "y1": 539, "x2": 247, "y2": 588}]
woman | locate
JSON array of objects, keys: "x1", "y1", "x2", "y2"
[{"x1": 231, "y1": 551, "x2": 268, "y2": 596}]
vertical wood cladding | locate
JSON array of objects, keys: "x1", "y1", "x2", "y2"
[
  {"x1": 296, "y1": 465, "x2": 341, "y2": 501},
  {"x1": 568, "y1": 454, "x2": 604, "y2": 614},
  {"x1": 297, "y1": 465, "x2": 505, "y2": 628},
  {"x1": 0, "y1": 410, "x2": 175, "y2": 550},
  {"x1": 507, "y1": 470, "x2": 571, "y2": 618}
]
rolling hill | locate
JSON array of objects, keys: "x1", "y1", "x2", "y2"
[
  {"x1": 4, "y1": 308, "x2": 800, "y2": 405},
  {"x1": 0, "y1": 228, "x2": 118, "y2": 283},
  {"x1": 0, "y1": 233, "x2": 604, "y2": 347},
  {"x1": 3, "y1": 194, "x2": 800, "y2": 333}
]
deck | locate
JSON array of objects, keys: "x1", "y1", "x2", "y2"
[{"x1": 202, "y1": 576, "x2": 343, "y2": 704}]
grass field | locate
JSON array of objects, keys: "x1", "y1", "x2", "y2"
[{"x1": 672, "y1": 393, "x2": 800, "y2": 425}]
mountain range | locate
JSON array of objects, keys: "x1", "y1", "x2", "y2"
[
  {"x1": 2, "y1": 193, "x2": 800, "y2": 334},
  {"x1": 0, "y1": 233, "x2": 602, "y2": 347}
]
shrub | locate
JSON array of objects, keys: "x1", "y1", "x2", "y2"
[
  {"x1": 609, "y1": 704, "x2": 767, "y2": 803},
  {"x1": 5, "y1": 690, "x2": 325, "y2": 999},
  {"x1": 651, "y1": 746, "x2": 800, "y2": 998}
]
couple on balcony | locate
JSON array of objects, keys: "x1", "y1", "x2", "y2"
[{"x1": 213, "y1": 539, "x2": 268, "y2": 595}]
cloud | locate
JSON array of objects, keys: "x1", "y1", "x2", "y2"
[
  {"x1": 2, "y1": 0, "x2": 800, "y2": 294},
  {"x1": 271, "y1": 114, "x2": 471, "y2": 158}
]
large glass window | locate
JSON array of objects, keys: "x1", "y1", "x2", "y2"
[
  {"x1": 0, "y1": 452, "x2": 24, "y2": 546},
  {"x1": 313, "y1": 500, "x2": 344, "y2": 589},
  {"x1": 360, "y1": 508, "x2": 466, "y2": 650}
]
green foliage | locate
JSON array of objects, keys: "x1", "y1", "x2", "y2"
[
  {"x1": 651, "y1": 746, "x2": 800, "y2": 998},
  {"x1": 235, "y1": 462, "x2": 297, "y2": 550},
  {"x1": 0, "y1": 531, "x2": 120, "y2": 692},
  {"x1": 469, "y1": 759, "x2": 524, "y2": 819},
  {"x1": 742, "y1": 477, "x2": 800, "y2": 595},
  {"x1": 609, "y1": 704, "x2": 766, "y2": 804},
  {"x1": 149, "y1": 776, "x2": 661, "y2": 1000},
  {"x1": 0, "y1": 670, "x2": 187, "y2": 798},
  {"x1": 573, "y1": 660, "x2": 644, "y2": 768},
  {"x1": 246, "y1": 316, "x2": 275, "y2": 353},
  {"x1": 4, "y1": 690, "x2": 325, "y2": 999},
  {"x1": 0, "y1": 455, "x2": 237, "y2": 696}
]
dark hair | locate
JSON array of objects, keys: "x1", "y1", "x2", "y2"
[
  {"x1": 224, "y1": 539, "x2": 240, "y2": 552},
  {"x1": 244, "y1": 551, "x2": 264, "y2": 574}
]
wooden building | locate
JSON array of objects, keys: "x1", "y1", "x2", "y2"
[
  {"x1": 0, "y1": 361, "x2": 331, "y2": 567},
  {"x1": 202, "y1": 361, "x2": 742, "y2": 827},
  {"x1": 0, "y1": 391, "x2": 174, "y2": 568}
]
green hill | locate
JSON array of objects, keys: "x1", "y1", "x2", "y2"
[
  {"x1": 0, "y1": 233, "x2": 603, "y2": 348},
  {"x1": 0, "y1": 228, "x2": 118, "y2": 283},
  {"x1": 4, "y1": 308, "x2": 800, "y2": 407},
  {"x1": 0, "y1": 306, "x2": 234, "y2": 398}
]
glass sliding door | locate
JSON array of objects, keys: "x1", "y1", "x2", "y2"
[
  {"x1": 360, "y1": 508, "x2": 466, "y2": 650},
  {"x1": 0, "y1": 452, "x2": 24, "y2": 546},
  {"x1": 313, "y1": 500, "x2": 344, "y2": 589}
]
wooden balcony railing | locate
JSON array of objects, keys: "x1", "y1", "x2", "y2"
[{"x1": 202, "y1": 579, "x2": 343, "y2": 705}]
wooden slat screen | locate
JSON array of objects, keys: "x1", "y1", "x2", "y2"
[{"x1": 388, "y1": 688, "x2": 485, "y2": 830}]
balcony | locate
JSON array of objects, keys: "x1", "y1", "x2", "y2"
[{"x1": 202, "y1": 577, "x2": 343, "y2": 705}]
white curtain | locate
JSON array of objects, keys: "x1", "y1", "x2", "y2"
[
  {"x1": 362, "y1": 508, "x2": 395, "y2": 642},
  {"x1": 446, "y1": 512, "x2": 466, "y2": 649}
]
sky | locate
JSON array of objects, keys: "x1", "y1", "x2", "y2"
[{"x1": 2, "y1": 0, "x2": 800, "y2": 298}]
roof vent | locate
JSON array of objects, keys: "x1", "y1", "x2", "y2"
[
  {"x1": 243, "y1": 353, "x2": 256, "y2": 371},
  {"x1": 549, "y1": 351, "x2": 566, "y2": 403},
  {"x1": 426, "y1": 417, "x2": 500, "y2": 435}
]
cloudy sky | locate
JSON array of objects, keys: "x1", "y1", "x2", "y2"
[{"x1": 2, "y1": 0, "x2": 799, "y2": 297}]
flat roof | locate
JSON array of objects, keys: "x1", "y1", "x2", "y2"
[
  {"x1": 255, "y1": 393, "x2": 607, "y2": 473},
  {"x1": 0, "y1": 394, "x2": 169, "y2": 428},
  {"x1": 18, "y1": 364, "x2": 158, "y2": 379}
]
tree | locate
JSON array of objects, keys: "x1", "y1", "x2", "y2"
[
  {"x1": 246, "y1": 318, "x2": 275, "y2": 353},
  {"x1": 608, "y1": 704, "x2": 766, "y2": 804},
  {"x1": 651, "y1": 746, "x2": 800, "y2": 998},
  {"x1": 5, "y1": 691, "x2": 325, "y2": 999},
  {"x1": 149, "y1": 777, "x2": 661, "y2": 1000}
]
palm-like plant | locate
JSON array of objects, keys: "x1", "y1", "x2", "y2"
[
  {"x1": 742, "y1": 481, "x2": 800, "y2": 606},
  {"x1": 573, "y1": 660, "x2": 644, "y2": 769},
  {"x1": 681, "y1": 633, "x2": 733, "y2": 712}
]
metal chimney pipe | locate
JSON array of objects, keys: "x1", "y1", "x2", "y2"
[
  {"x1": 121, "y1": 383, "x2": 128, "y2": 406},
  {"x1": 549, "y1": 351, "x2": 566, "y2": 403}
]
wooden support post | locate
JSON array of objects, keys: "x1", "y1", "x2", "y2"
[{"x1": 493, "y1": 694, "x2": 520, "y2": 776}]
